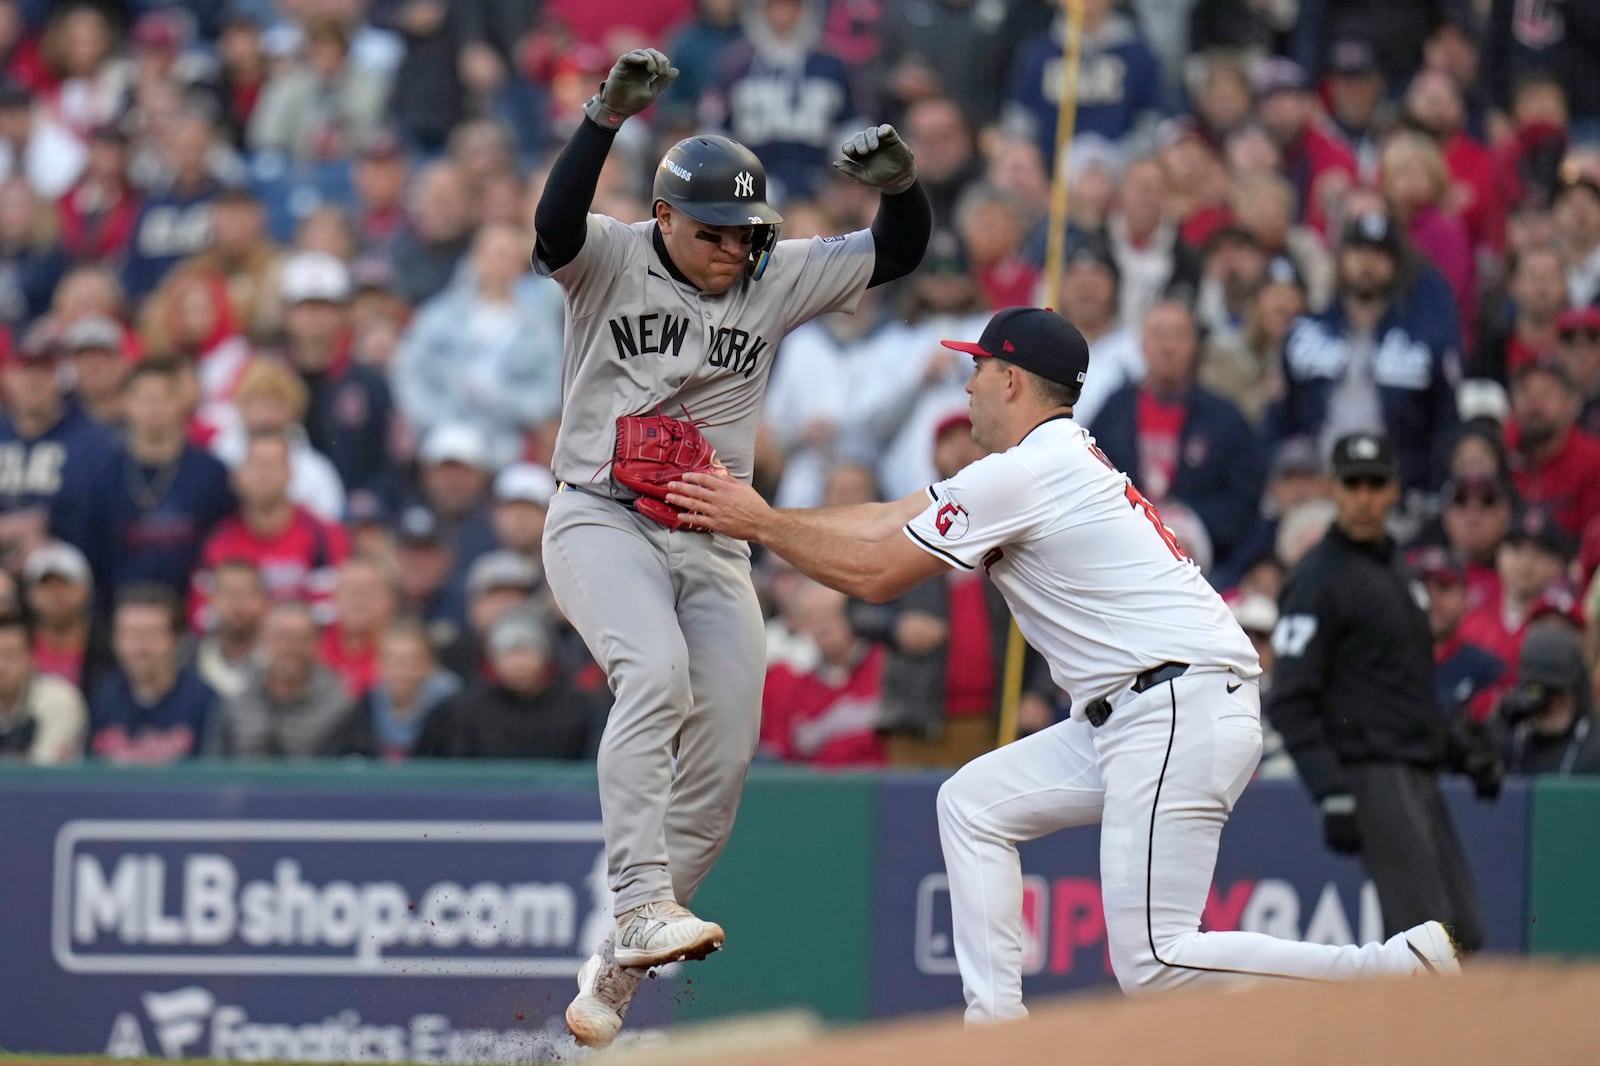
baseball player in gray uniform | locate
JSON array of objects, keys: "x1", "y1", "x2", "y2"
[{"x1": 533, "y1": 49, "x2": 931, "y2": 1048}]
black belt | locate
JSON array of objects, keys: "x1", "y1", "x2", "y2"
[{"x1": 1084, "y1": 662, "x2": 1190, "y2": 727}]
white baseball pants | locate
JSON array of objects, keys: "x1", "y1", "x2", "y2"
[{"x1": 937, "y1": 669, "x2": 1426, "y2": 1022}]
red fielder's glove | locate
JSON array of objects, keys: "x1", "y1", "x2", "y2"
[{"x1": 611, "y1": 413, "x2": 722, "y2": 530}]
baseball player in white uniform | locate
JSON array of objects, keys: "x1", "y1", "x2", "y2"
[
  {"x1": 532, "y1": 50, "x2": 931, "y2": 1047},
  {"x1": 668, "y1": 306, "x2": 1462, "y2": 1023}
]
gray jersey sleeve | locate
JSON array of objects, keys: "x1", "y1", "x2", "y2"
[
  {"x1": 533, "y1": 213, "x2": 633, "y2": 300},
  {"x1": 768, "y1": 230, "x2": 877, "y2": 332}
]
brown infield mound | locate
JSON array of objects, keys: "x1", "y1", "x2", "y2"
[{"x1": 610, "y1": 963, "x2": 1600, "y2": 1066}]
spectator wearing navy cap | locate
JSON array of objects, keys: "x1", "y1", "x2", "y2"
[
  {"x1": 1271, "y1": 209, "x2": 1461, "y2": 499},
  {"x1": 1507, "y1": 359, "x2": 1600, "y2": 541},
  {"x1": 1555, "y1": 306, "x2": 1600, "y2": 435},
  {"x1": 1411, "y1": 544, "x2": 1505, "y2": 724},
  {"x1": 351, "y1": 128, "x2": 409, "y2": 256},
  {"x1": 1323, "y1": 37, "x2": 1390, "y2": 179},
  {"x1": 391, "y1": 503, "x2": 464, "y2": 641},
  {"x1": 0, "y1": 320, "x2": 117, "y2": 564}
]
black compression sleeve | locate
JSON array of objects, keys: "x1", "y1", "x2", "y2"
[
  {"x1": 866, "y1": 180, "x2": 933, "y2": 288},
  {"x1": 533, "y1": 117, "x2": 619, "y2": 272}
]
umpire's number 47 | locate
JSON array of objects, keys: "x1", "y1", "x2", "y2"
[{"x1": 1271, "y1": 614, "x2": 1318, "y2": 658}]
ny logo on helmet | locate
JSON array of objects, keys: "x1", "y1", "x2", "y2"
[{"x1": 734, "y1": 171, "x2": 755, "y2": 197}]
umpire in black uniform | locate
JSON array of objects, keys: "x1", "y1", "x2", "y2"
[{"x1": 1267, "y1": 431, "x2": 1499, "y2": 952}]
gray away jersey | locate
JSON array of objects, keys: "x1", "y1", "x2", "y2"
[{"x1": 536, "y1": 216, "x2": 876, "y2": 485}]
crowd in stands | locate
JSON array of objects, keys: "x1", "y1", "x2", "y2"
[{"x1": 0, "y1": 0, "x2": 1593, "y2": 777}]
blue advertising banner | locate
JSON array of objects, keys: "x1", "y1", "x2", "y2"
[
  {"x1": 0, "y1": 776, "x2": 681, "y2": 1060},
  {"x1": 870, "y1": 775, "x2": 1528, "y2": 1018}
]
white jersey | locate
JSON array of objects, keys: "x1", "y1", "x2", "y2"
[
  {"x1": 903, "y1": 416, "x2": 1260, "y2": 711},
  {"x1": 536, "y1": 215, "x2": 877, "y2": 485}
]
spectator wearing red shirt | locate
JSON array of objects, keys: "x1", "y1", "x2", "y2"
[
  {"x1": 761, "y1": 578, "x2": 886, "y2": 769},
  {"x1": 1507, "y1": 361, "x2": 1600, "y2": 541},
  {"x1": 1457, "y1": 504, "x2": 1575, "y2": 672},
  {"x1": 192, "y1": 432, "x2": 349, "y2": 631},
  {"x1": 1475, "y1": 247, "x2": 1569, "y2": 382},
  {"x1": 320, "y1": 557, "x2": 395, "y2": 697},
  {"x1": 1254, "y1": 58, "x2": 1357, "y2": 237},
  {"x1": 1438, "y1": 470, "x2": 1515, "y2": 613},
  {"x1": 1555, "y1": 306, "x2": 1600, "y2": 436},
  {"x1": 57, "y1": 124, "x2": 138, "y2": 264},
  {"x1": 1404, "y1": 69, "x2": 1496, "y2": 252}
]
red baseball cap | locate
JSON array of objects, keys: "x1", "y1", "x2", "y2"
[
  {"x1": 1556, "y1": 306, "x2": 1600, "y2": 335},
  {"x1": 941, "y1": 307, "x2": 1090, "y2": 390}
]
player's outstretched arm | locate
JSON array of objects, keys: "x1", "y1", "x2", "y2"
[
  {"x1": 830, "y1": 124, "x2": 932, "y2": 288},
  {"x1": 667, "y1": 477, "x2": 944, "y2": 602},
  {"x1": 533, "y1": 49, "x2": 679, "y2": 272}
]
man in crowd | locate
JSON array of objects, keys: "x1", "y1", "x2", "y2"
[
  {"x1": 1507, "y1": 360, "x2": 1600, "y2": 541},
  {"x1": 1493, "y1": 624, "x2": 1600, "y2": 776},
  {"x1": 77, "y1": 359, "x2": 234, "y2": 602},
  {"x1": 277, "y1": 252, "x2": 395, "y2": 500},
  {"x1": 90, "y1": 584, "x2": 218, "y2": 764},
  {"x1": 193, "y1": 432, "x2": 350, "y2": 629},
  {"x1": 0, "y1": 611, "x2": 86, "y2": 764},
  {"x1": 24, "y1": 541, "x2": 110, "y2": 694},
  {"x1": 1091, "y1": 300, "x2": 1263, "y2": 567},
  {"x1": 191, "y1": 558, "x2": 267, "y2": 701},
  {"x1": 419, "y1": 607, "x2": 591, "y2": 760},
  {"x1": 1274, "y1": 211, "x2": 1460, "y2": 497},
  {"x1": 0, "y1": 325, "x2": 116, "y2": 566},
  {"x1": 222, "y1": 600, "x2": 352, "y2": 757},
  {"x1": 319, "y1": 557, "x2": 396, "y2": 696}
]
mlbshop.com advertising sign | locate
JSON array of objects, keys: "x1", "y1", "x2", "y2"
[{"x1": 0, "y1": 777, "x2": 681, "y2": 1060}]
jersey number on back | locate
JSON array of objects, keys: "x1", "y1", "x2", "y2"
[{"x1": 1086, "y1": 440, "x2": 1190, "y2": 563}]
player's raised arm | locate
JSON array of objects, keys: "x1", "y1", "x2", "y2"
[
  {"x1": 830, "y1": 124, "x2": 933, "y2": 287},
  {"x1": 533, "y1": 49, "x2": 679, "y2": 271}
]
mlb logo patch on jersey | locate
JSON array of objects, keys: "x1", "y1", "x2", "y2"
[{"x1": 935, "y1": 496, "x2": 970, "y2": 540}]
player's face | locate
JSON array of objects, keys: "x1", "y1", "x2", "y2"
[
  {"x1": 964, "y1": 357, "x2": 1007, "y2": 451},
  {"x1": 659, "y1": 205, "x2": 749, "y2": 295}
]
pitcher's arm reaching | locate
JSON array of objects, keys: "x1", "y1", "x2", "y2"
[{"x1": 668, "y1": 476, "x2": 945, "y2": 603}]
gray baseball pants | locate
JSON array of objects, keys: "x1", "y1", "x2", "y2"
[{"x1": 543, "y1": 487, "x2": 766, "y2": 916}]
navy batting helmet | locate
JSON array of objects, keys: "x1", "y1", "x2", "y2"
[{"x1": 653, "y1": 135, "x2": 782, "y2": 278}]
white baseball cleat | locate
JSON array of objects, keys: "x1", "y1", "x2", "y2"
[
  {"x1": 1403, "y1": 921, "x2": 1462, "y2": 976},
  {"x1": 612, "y1": 900, "x2": 725, "y2": 969},
  {"x1": 565, "y1": 947, "x2": 642, "y2": 1049}
]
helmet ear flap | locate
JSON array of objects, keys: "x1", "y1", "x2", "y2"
[{"x1": 748, "y1": 224, "x2": 778, "y2": 279}]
